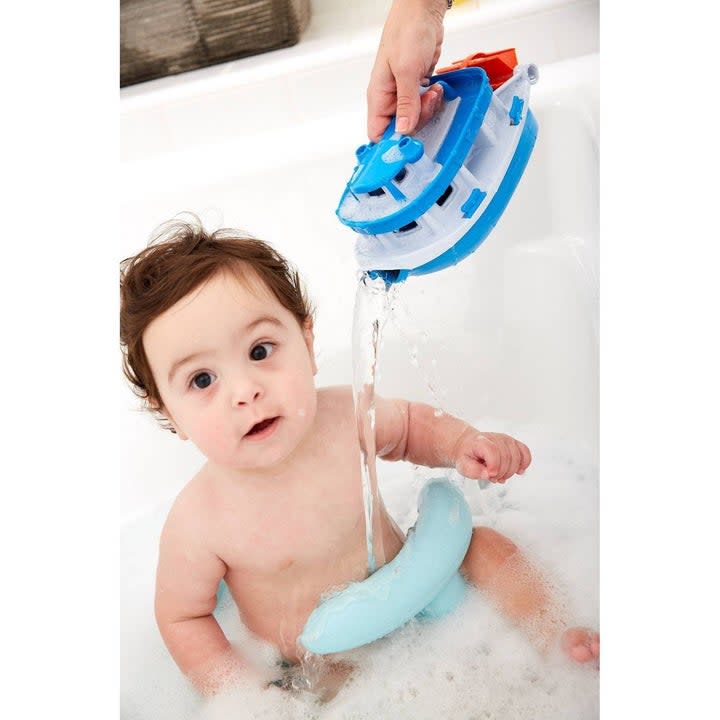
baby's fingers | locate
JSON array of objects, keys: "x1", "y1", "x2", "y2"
[
  {"x1": 455, "y1": 455, "x2": 489, "y2": 481},
  {"x1": 517, "y1": 440, "x2": 532, "y2": 474},
  {"x1": 472, "y1": 435, "x2": 503, "y2": 480},
  {"x1": 498, "y1": 437, "x2": 522, "y2": 482},
  {"x1": 479, "y1": 434, "x2": 531, "y2": 482}
]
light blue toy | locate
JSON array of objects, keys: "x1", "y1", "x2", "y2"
[
  {"x1": 299, "y1": 479, "x2": 472, "y2": 654},
  {"x1": 336, "y1": 56, "x2": 539, "y2": 284}
]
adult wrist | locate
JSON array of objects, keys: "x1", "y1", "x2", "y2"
[
  {"x1": 427, "y1": 0, "x2": 452, "y2": 20},
  {"x1": 394, "y1": 0, "x2": 451, "y2": 16}
]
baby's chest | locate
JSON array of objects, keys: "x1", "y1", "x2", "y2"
[{"x1": 219, "y1": 471, "x2": 366, "y2": 575}]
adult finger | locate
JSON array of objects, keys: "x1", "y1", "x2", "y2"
[
  {"x1": 394, "y1": 67, "x2": 423, "y2": 135},
  {"x1": 415, "y1": 83, "x2": 444, "y2": 133},
  {"x1": 367, "y1": 106, "x2": 394, "y2": 142},
  {"x1": 367, "y1": 70, "x2": 397, "y2": 141}
]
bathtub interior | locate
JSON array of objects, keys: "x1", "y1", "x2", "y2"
[{"x1": 121, "y1": 2, "x2": 598, "y2": 717}]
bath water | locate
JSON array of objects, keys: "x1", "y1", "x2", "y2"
[
  {"x1": 122, "y1": 265, "x2": 599, "y2": 720},
  {"x1": 123, "y1": 423, "x2": 599, "y2": 720}
]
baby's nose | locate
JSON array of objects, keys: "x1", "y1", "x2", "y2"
[
  {"x1": 235, "y1": 389, "x2": 262, "y2": 405},
  {"x1": 231, "y1": 375, "x2": 264, "y2": 406}
]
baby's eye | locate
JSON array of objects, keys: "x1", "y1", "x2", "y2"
[
  {"x1": 190, "y1": 371, "x2": 215, "y2": 390},
  {"x1": 250, "y1": 342, "x2": 274, "y2": 361}
]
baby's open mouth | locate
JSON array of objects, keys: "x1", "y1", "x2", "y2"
[{"x1": 245, "y1": 416, "x2": 279, "y2": 437}]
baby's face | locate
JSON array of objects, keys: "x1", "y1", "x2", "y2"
[{"x1": 143, "y1": 269, "x2": 318, "y2": 473}]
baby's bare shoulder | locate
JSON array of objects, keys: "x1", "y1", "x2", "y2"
[
  {"x1": 161, "y1": 468, "x2": 214, "y2": 542},
  {"x1": 317, "y1": 385, "x2": 353, "y2": 410},
  {"x1": 316, "y1": 386, "x2": 355, "y2": 425}
]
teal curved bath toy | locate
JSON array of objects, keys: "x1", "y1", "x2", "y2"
[{"x1": 299, "y1": 479, "x2": 472, "y2": 655}]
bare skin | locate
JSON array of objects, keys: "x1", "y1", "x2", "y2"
[
  {"x1": 367, "y1": 0, "x2": 449, "y2": 140},
  {"x1": 145, "y1": 270, "x2": 599, "y2": 696}
]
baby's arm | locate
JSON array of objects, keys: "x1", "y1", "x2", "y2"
[
  {"x1": 155, "y1": 502, "x2": 242, "y2": 695},
  {"x1": 374, "y1": 397, "x2": 531, "y2": 481},
  {"x1": 374, "y1": 396, "x2": 599, "y2": 664}
]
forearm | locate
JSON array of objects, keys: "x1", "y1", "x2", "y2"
[
  {"x1": 382, "y1": 400, "x2": 474, "y2": 468},
  {"x1": 158, "y1": 614, "x2": 244, "y2": 695}
]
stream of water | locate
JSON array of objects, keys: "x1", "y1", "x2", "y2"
[
  {"x1": 350, "y1": 270, "x2": 462, "y2": 574},
  {"x1": 351, "y1": 272, "x2": 397, "y2": 574},
  {"x1": 294, "y1": 273, "x2": 423, "y2": 688}
]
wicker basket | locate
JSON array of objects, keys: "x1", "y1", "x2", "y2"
[{"x1": 121, "y1": 0, "x2": 312, "y2": 87}]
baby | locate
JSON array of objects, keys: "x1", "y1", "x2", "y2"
[{"x1": 120, "y1": 217, "x2": 599, "y2": 697}]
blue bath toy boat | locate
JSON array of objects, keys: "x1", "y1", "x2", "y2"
[{"x1": 336, "y1": 49, "x2": 539, "y2": 284}]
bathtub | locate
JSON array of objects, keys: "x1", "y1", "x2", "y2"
[{"x1": 120, "y1": 1, "x2": 599, "y2": 717}]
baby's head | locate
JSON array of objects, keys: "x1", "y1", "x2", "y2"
[{"x1": 121, "y1": 216, "x2": 318, "y2": 470}]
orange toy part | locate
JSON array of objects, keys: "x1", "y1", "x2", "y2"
[{"x1": 436, "y1": 49, "x2": 518, "y2": 89}]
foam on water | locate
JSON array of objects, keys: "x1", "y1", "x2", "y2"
[{"x1": 122, "y1": 423, "x2": 598, "y2": 719}]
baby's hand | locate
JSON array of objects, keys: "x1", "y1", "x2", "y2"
[{"x1": 454, "y1": 432, "x2": 531, "y2": 483}]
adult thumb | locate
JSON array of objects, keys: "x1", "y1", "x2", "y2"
[{"x1": 394, "y1": 74, "x2": 422, "y2": 135}]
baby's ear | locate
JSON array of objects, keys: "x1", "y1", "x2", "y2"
[
  {"x1": 303, "y1": 317, "x2": 318, "y2": 375},
  {"x1": 151, "y1": 399, "x2": 188, "y2": 441},
  {"x1": 166, "y1": 413, "x2": 189, "y2": 441},
  {"x1": 169, "y1": 422, "x2": 189, "y2": 441}
]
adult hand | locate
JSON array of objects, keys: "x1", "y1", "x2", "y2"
[{"x1": 367, "y1": 0, "x2": 449, "y2": 141}]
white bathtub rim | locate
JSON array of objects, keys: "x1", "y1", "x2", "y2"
[
  {"x1": 120, "y1": 0, "x2": 597, "y2": 113},
  {"x1": 120, "y1": 52, "x2": 598, "y2": 198}
]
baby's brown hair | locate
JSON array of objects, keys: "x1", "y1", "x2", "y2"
[{"x1": 120, "y1": 215, "x2": 314, "y2": 427}]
